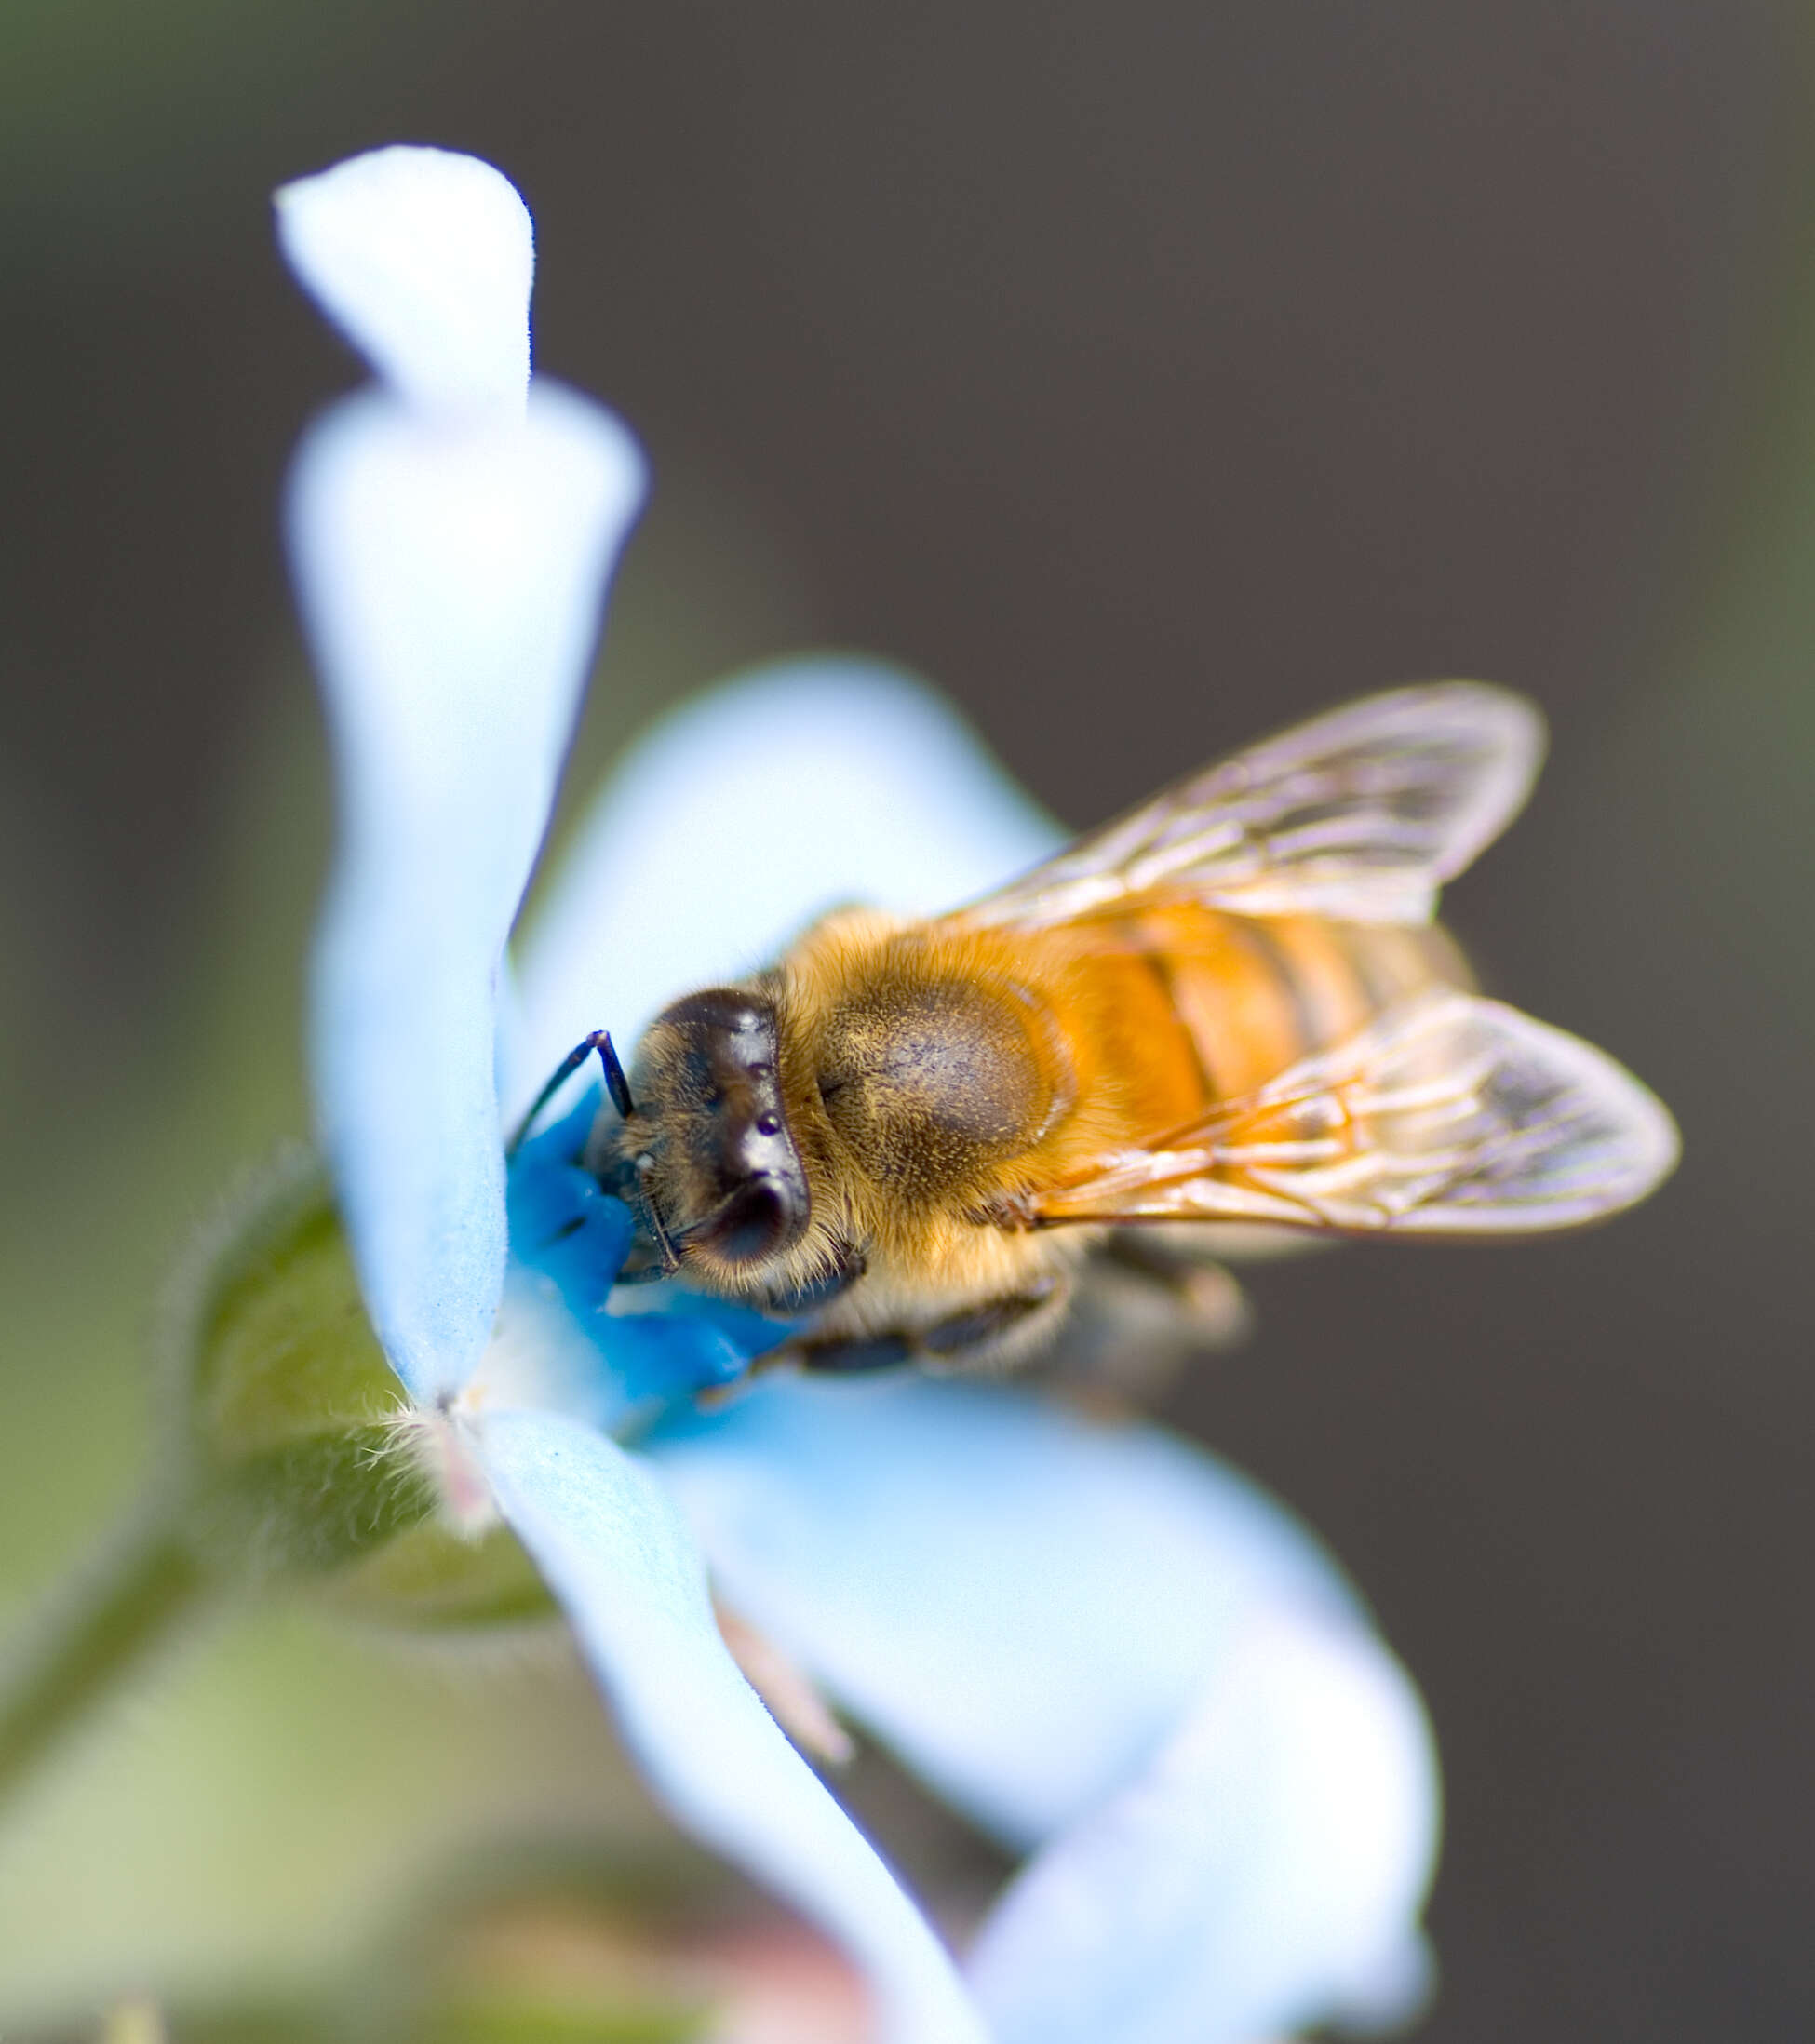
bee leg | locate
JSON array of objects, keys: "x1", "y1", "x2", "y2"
[
  {"x1": 788, "y1": 1277, "x2": 1067, "y2": 1376},
  {"x1": 1098, "y1": 1230, "x2": 1252, "y2": 1344},
  {"x1": 915, "y1": 1278, "x2": 1066, "y2": 1367},
  {"x1": 1030, "y1": 1233, "x2": 1252, "y2": 1411},
  {"x1": 788, "y1": 1330, "x2": 919, "y2": 1375}
]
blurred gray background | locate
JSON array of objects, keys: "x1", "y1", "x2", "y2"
[{"x1": 2, "y1": 4, "x2": 1810, "y2": 2038}]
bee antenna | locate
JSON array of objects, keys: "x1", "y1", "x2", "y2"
[
  {"x1": 598, "y1": 1032, "x2": 636, "y2": 1118},
  {"x1": 506, "y1": 1029, "x2": 629, "y2": 1158}
]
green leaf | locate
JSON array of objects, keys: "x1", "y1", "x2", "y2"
[{"x1": 168, "y1": 1159, "x2": 555, "y2": 1623}]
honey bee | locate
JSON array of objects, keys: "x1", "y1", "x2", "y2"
[{"x1": 517, "y1": 683, "x2": 1679, "y2": 1373}]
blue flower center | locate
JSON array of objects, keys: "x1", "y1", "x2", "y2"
[{"x1": 504, "y1": 1087, "x2": 797, "y2": 1434}]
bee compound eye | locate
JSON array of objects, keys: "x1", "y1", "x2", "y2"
[{"x1": 695, "y1": 1173, "x2": 808, "y2": 1267}]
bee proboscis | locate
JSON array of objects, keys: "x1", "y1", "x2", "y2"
[{"x1": 518, "y1": 683, "x2": 1679, "y2": 1374}]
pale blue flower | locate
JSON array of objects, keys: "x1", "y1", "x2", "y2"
[{"x1": 278, "y1": 146, "x2": 1440, "y2": 2044}]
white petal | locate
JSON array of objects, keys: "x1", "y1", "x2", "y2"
[
  {"x1": 646, "y1": 1376, "x2": 1358, "y2": 1849},
  {"x1": 290, "y1": 383, "x2": 643, "y2": 1401},
  {"x1": 276, "y1": 146, "x2": 534, "y2": 414},
  {"x1": 651, "y1": 1378, "x2": 1437, "y2": 2042},
  {"x1": 471, "y1": 1407, "x2": 989, "y2": 2044},
  {"x1": 508, "y1": 658, "x2": 1063, "y2": 1114},
  {"x1": 966, "y1": 1613, "x2": 1439, "y2": 2044}
]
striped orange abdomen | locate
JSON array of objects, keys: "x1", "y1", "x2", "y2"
[{"x1": 1026, "y1": 905, "x2": 1469, "y2": 1159}]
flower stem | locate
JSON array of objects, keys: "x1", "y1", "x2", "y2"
[{"x1": 0, "y1": 1500, "x2": 210, "y2": 1809}]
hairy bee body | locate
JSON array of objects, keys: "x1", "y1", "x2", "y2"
[
  {"x1": 611, "y1": 902, "x2": 1466, "y2": 1363},
  {"x1": 585, "y1": 684, "x2": 1678, "y2": 1373}
]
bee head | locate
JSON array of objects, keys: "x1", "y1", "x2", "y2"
[{"x1": 618, "y1": 988, "x2": 810, "y2": 1280}]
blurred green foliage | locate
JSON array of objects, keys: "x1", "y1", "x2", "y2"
[
  {"x1": 32, "y1": 1858, "x2": 732, "y2": 2041},
  {"x1": 0, "y1": 0, "x2": 448, "y2": 208}
]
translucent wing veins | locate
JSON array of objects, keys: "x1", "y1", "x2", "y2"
[
  {"x1": 1032, "y1": 992, "x2": 1679, "y2": 1235},
  {"x1": 957, "y1": 681, "x2": 1546, "y2": 931}
]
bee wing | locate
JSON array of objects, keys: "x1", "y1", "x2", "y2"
[
  {"x1": 956, "y1": 681, "x2": 1545, "y2": 929},
  {"x1": 1029, "y1": 991, "x2": 1679, "y2": 1234}
]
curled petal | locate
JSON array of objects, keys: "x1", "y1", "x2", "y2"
[
  {"x1": 290, "y1": 385, "x2": 643, "y2": 1400},
  {"x1": 276, "y1": 146, "x2": 534, "y2": 415},
  {"x1": 471, "y1": 1407, "x2": 989, "y2": 2044},
  {"x1": 967, "y1": 1612, "x2": 1438, "y2": 2044},
  {"x1": 508, "y1": 658, "x2": 1063, "y2": 1113},
  {"x1": 649, "y1": 1377, "x2": 1437, "y2": 2040},
  {"x1": 648, "y1": 1377, "x2": 1358, "y2": 1846}
]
